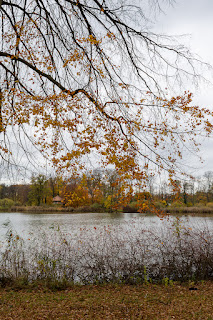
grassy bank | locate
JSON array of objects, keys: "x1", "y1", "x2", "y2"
[
  {"x1": 0, "y1": 282, "x2": 213, "y2": 319},
  {"x1": 8, "y1": 204, "x2": 213, "y2": 214},
  {"x1": 0, "y1": 220, "x2": 213, "y2": 319},
  {"x1": 10, "y1": 205, "x2": 76, "y2": 213},
  {"x1": 163, "y1": 206, "x2": 213, "y2": 214},
  {"x1": 10, "y1": 205, "x2": 107, "y2": 213}
]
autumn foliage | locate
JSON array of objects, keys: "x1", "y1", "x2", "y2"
[{"x1": 0, "y1": 1, "x2": 213, "y2": 209}]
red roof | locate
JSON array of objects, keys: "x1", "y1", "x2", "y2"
[{"x1": 53, "y1": 195, "x2": 62, "y2": 202}]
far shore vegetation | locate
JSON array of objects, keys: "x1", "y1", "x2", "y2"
[
  {"x1": 8, "y1": 205, "x2": 213, "y2": 214},
  {"x1": 1, "y1": 170, "x2": 213, "y2": 214}
]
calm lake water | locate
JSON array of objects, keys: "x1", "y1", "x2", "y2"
[
  {"x1": 0, "y1": 212, "x2": 212, "y2": 283},
  {"x1": 0, "y1": 212, "x2": 213, "y2": 240}
]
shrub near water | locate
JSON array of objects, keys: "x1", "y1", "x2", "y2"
[
  {"x1": 0, "y1": 219, "x2": 213, "y2": 287},
  {"x1": 206, "y1": 202, "x2": 213, "y2": 208},
  {"x1": 0, "y1": 198, "x2": 14, "y2": 210}
]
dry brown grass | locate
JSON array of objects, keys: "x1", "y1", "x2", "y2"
[
  {"x1": 0, "y1": 283, "x2": 212, "y2": 319},
  {"x1": 10, "y1": 205, "x2": 213, "y2": 215},
  {"x1": 10, "y1": 206, "x2": 75, "y2": 213},
  {"x1": 164, "y1": 206, "x2": 213, "y2": 214}
]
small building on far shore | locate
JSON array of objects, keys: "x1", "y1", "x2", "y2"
[{"x1": 52, "y1": 195, "x2": 63, "y2": 204}]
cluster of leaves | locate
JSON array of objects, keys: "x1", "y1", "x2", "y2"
[
  {"x1": 62, "y1": 170, "x2": 129, "y2": 211},
  {"x1": 0, "y1": 0, "x2": 213, "y2": 195}
]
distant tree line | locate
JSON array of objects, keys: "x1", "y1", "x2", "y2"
[{"x1": 0, "y1": 170, "x2": 213, "y2": 211}]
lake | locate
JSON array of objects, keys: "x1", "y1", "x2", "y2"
[
  {"x1": 0, "y1": 211, "x2": 213, "y2": 240},
  {"x1": 0, "y1": 211, "x2": 212, "y2": 283}
]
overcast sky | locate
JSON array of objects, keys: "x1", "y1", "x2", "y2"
[
  {"x1": 1, "y1": 0, "x2": 213, "y2": 184},
  {"x1": 153, "y1": 0, "x2": 213, "y2": 176}
]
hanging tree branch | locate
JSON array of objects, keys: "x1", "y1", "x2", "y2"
[{"x1": 0, "y1": 0, "x2": 212, "y2": 185}]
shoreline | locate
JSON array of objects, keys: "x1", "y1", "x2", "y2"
[{"x1": 2, "y1": 205, "x2": 213, "y2": 214}]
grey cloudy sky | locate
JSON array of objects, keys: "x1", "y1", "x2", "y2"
[
  {"x1": 154, "y1": 0, "x2": 213, "y2": 175},
  {"x1": 1, "y1": 0, "x2": 212, "y2": 183}
]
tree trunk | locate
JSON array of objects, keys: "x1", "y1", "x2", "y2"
[{"x1": 0, "y1": 89, "x2": 3, "y2": 132}]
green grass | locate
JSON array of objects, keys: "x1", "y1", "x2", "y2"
[{"x1": 0, "y1": 282, "x2": 213, "y2": 319}]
